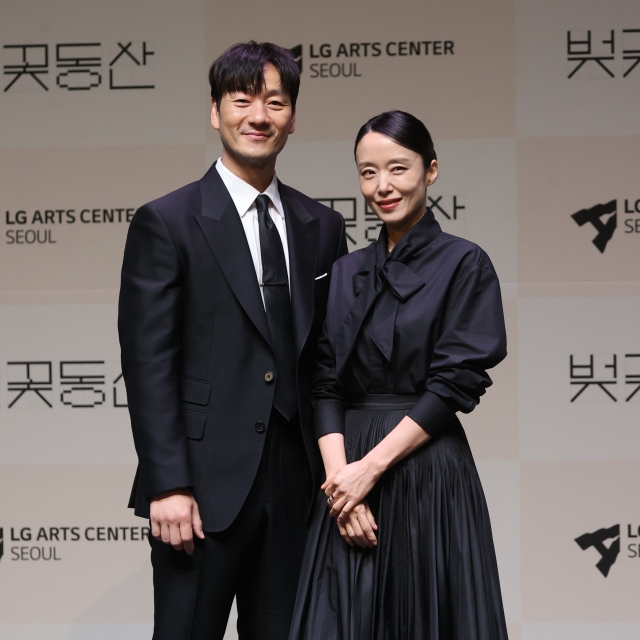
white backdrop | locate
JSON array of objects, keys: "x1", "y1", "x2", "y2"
[{"x1": 1, "y1": 1, "x2": 639, "y2": 638}]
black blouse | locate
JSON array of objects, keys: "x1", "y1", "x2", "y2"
[{"x1": 312, "y1": 208, "x2": 507, "y2": 439}]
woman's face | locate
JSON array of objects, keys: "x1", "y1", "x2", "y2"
[{"x1": 356, "y1": 131, "x2": 438, "y2": 233}]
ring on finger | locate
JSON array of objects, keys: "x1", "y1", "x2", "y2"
[{"x1": 327, "y1": 494, "x2": 335, "y2": 505}]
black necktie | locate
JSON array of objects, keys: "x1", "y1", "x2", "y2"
[{"x1": 255, "y1": 194, "x2": 297, "y2": 420}]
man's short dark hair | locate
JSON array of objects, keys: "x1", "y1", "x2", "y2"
[{"x1": 209, "y1": 41, "x2": 300, "y2": 109}]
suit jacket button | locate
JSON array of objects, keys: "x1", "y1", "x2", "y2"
[
  {"x1": 264, "y1": 371, "x2": 274, "y2": 383},
  {"x1": 255, "y1": 421, "x2": 266, "y2": 433}
]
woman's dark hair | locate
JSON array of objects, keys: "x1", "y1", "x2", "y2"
[
  {"x1": 354, "y1": 110, "x2": 437, "y2": 168},
  {"x1": 209, "y1": 41, "x2": 300, "y2": 108}
]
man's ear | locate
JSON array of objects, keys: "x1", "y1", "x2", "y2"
[
  {"x1": 289, "y1": 108, "x2": 296, "y2": 135},
  {"x1": 211, "y1": 99, "x2": 220, "y2": 131}
]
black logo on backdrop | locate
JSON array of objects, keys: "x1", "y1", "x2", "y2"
[
  {"x1": 5, "y1": 208, "x2": 135, "y2": 245},
  {"x1": 575, "y1": 524, "x2": 620, "y2": 577},
  {"x1": 314, "y1": 195, "x2": 464, "y2": 246},
  {"x1": 569, "y1": 353, "x2": 640, "y2": 403},
  {"x1": 289, "y1": 45, "x2": 302, "y2": 73},
  {"x1": 567, "y1": 29, "x2": 640, "y2": 79},
  {"x1": 2, "y1": 525, "x2": 149, "y2": 563},
  {"x1": 290, "y1": 40, "x2": 454, "y2": 79},
  {"x1": 4, "y1": 360, "x2": 127, "y2": 409},
  {"x1": 0, "y1": 527, "x2": 4, "y2": 562},
  {"x1": 3, "y1": 42, "x2": 155, "y2": 92},
  {"x1": 571, "y1": 199, "x2": 617, "y2": 253}
]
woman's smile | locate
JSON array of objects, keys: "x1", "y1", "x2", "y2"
[{"x1": 376, "y1": 197, "x2": 402, "y2": 212}]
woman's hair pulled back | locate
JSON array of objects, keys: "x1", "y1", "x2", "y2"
[{"x1": 354, "y1": 110, "x2": 436, "y2": 168}]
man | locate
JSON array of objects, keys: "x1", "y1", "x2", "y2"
[{"x1": 118, "y1": 41, "x2": 347, "y2": 639}]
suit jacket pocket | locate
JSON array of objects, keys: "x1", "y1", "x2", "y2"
[
  {"x1": 180, "y1": 377, "x2": 212, "y2": 405},
  {"x1": 183, "y1": 410, "x2": 206, "y2": 440}
]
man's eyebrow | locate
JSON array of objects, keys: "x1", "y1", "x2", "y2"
[
  {"x1": 263, "y1": 88, "x2": 288, "y2": 99},
  {"x1": 226, "y1": 87, "x2": 288, "y2": 100}
]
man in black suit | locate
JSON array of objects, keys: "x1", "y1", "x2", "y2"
[{"x1": 118, "y1": 41, "x2": 347, "y2": 639}]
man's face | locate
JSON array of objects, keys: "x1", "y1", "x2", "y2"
[{"x1": 211, "y1": 63, "x2": 296, "y2": 167}]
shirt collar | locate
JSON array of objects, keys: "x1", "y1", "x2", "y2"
[
  {"x1": 215, "y1": 158, "x2": 284, "y2": 219},
  {"x1": 376, "y1": 207, "x2": 441, "y2": 266}
]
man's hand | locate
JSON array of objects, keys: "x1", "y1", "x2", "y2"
[
  {"x1": 336, "y1": 501, "x2": 378, "y2": 548},
  {"x1": 150, "y1": 489, "x2": 205, "y2": 555}
]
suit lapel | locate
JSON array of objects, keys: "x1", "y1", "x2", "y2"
[
  {"x1": 281, "y1": 184, "x2": 319, "y2": 358},
  {"x1": 195, "y1": 164, "x2": 272, "y2": 349}
]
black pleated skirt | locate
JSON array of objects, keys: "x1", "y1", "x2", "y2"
[{"x1": 289, "y1": 395, "x2": 509, "y2": 640}]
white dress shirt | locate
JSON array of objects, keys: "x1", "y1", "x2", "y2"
[{"x1": 215, "y1": 158, "x2": 290, "y2": 305}]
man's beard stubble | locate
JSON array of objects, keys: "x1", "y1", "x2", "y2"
[{"x1": 223, "y1": 127, "x2": 283, "y2": 168}]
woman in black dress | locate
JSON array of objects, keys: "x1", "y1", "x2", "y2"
[{"x1": 290, "y1": 111, "x2": 509, "y2": 640}]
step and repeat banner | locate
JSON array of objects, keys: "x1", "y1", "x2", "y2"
[{"x1": 1, "y1": 0, "x2": 639, "y2": 638}]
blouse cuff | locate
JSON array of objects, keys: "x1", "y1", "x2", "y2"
[
  {"x1": 407, "y1": 391, "x2": 456, "y2": 438},
  {"x1": 313, "y1": 399, "x2": 346, "y2": 439}
]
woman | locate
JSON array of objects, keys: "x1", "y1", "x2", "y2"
[{"x1": 290, "y1": 111, "x2": 509, "y2": 639}]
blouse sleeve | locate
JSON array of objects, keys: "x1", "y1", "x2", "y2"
[
  {"x1": 407, "y1": 251, "x2": 507, "y2": 438},
  {"x1": 311, "y1": 321, "x2": 348, "y2": 439}
]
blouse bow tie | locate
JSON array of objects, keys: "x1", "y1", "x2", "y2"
[{"x1": 334, "y1": 256, "x2": 425, "y2": 374}]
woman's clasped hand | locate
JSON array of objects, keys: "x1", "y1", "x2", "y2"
[{"x1": 322, "y1": 460, "x2": 380, "y2": 548}]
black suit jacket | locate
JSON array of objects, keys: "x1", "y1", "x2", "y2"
[{"x1": 118, "y1": 162, "x2": 347, "y2": 532}]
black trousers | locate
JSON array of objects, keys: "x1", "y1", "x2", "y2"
[{"x1": 151, "y1": 412, "x2": 310, "y2": 640}]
